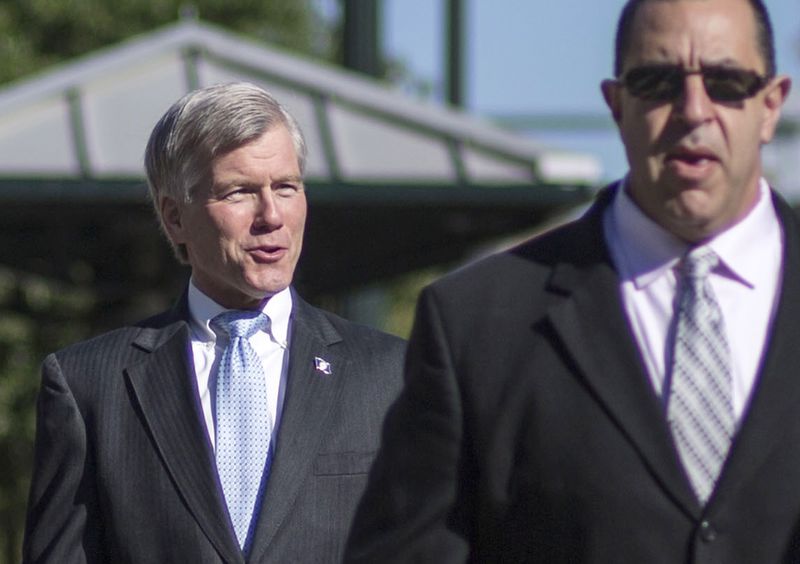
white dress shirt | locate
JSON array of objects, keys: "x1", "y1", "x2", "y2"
[
  {"x1": 187, "y1": 281, "x2": 292, "y2": 450},
  {"x1": 603, "y1": 179, "x2": 784, "y2": 423}
]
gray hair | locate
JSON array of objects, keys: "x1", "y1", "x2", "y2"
[{"x1": 144, "y1": 81, "x2": 307, "y2": 262}]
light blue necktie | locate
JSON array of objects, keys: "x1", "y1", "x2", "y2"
[
  {"x1": 667, "y1": 246, "x2": 734, "y2": 504},
  {"x1": 211, "y1": 310, "x2": 272, "y2": 550}
]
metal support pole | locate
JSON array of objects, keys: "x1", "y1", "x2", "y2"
[
  {"x1": 342, "y1": 0, "x2": 382, "y2": 77},
  {"x1": 446, "y1": 0, "x2": 464, "y2": 107}
]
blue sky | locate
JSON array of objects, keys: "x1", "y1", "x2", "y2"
[{"x1": 383, "y1": 0, "x2": 800, "y2": 181}]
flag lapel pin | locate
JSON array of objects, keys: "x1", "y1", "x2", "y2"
[{"x1": 314, "y1": 357, "x2": 332, "y2": 375}]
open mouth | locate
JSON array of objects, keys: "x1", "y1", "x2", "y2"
[
  {"x1": 665, "y1": 147, "x2": 718, "y2": 179},
  {"x1": 248, "y1": 246, "x2": 286, "y2": 262},
  {"x1": 669, "y1": 154, "x2": 710, "y2": 165},
  {"x1": 666, "y1": 146, "x2": 717, "y2": 164}
]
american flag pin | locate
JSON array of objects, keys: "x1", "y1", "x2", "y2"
[{"x1": 314, "y1": 357, "x2": 332, "y2": 375}]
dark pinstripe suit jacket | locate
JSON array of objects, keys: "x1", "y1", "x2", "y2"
[{"x1": 23, "y1": 289, "x2": 405, "y2": 563}]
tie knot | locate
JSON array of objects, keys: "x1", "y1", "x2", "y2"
[
  {"x1": 211, "y1": 310, "x2": 270, "y2": 340},
  {"x1": 681, "y1": 246, "x2": 719, "y2": 280}
]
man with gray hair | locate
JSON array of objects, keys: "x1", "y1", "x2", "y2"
[{"x1": 23, "y1": 82, "x2": 405, "y2": 563}]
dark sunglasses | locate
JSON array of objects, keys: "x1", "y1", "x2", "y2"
[{"x1": 618, "y1": 64, "x2": 771, "y2": 102}]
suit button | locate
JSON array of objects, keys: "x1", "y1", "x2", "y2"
[{"x1": 700, "y1": 520, "x2": 717, "y2": 542}]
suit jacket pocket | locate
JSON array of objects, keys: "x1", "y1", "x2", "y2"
[{"x1": 313, "y1": 451, "x2": 375, "y2": 476}]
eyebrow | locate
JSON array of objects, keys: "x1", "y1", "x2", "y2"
[
  {"x1": 214, "y1": 174, "x2": 304, "y2": 187},
  {"x1": 639, "y1": 57, "x2": 750, "y2": 69},
  {"x1": 272, "y1": 175, "x2": 305, "y2": 185}
]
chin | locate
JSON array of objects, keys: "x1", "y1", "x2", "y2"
[
  {"x1": 667, "y1": 213, "x2": 722, "y2": 242},
  {"x1": 246, "y1": 276, "x2": 292, "y2": 297},
  {"x1": 669, "y1": 190, "x2": 719, "y2": 218}
]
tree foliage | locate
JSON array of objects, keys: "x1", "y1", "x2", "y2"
[
  {"x1": 0, "y1": 270, "x2": 97, "y2": 563},
  {"x1": 0, "y1": 0, "x2": 333, "y2": 85}
]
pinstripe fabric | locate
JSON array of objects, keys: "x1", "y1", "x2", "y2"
[
  {"x1": 667, "y1": 246, "x2": 734, "y2": 504},
  {"x1": 23, "y1": 291, "x2": 406, "y2": 563}
]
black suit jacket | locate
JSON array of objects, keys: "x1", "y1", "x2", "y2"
[
  {"x1": 23, "y1": 289, "x2": 405, "y2": 563},
  {"x1": 345, "y1": 187, "x2": 800, "y2": 563}
]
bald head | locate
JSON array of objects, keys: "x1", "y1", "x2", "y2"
[{"x1": 612, "y1": 0, "x2": 776, "y2": 78}]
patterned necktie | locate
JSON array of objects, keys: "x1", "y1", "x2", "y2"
[
  {"x1": 667, "y1": 246, "x2": 734, "y2": 504},
  {"x1": 211, "y1": 310, "x2": 273, "y2": 550}
]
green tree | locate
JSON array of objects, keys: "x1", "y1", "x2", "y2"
[
  {"x1": 0, "y1": 270, "x2": 96, "y2": 563},
  {"x1": 0, "y1": 0, "x2": 333, "y2": 84}
]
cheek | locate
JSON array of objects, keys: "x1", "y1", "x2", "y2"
[
  {"x1": 209, "y1": 209, "x2": 251, "y2": 242},
  {"x1": 737, "y1": 116, "x2": 763, "y2": 150},
  {"x1": 285, "y1": 201, "x2": 308, "y2": 245},
  {"x1": 292, "y1": 211, "x2": 307, "y2": 241},
  {"x1": 620, "y1": 115, "x2": 657, "y2": 156},
  {"x1": 717, "y1": 115, "x2": 762, "y2": 176}
]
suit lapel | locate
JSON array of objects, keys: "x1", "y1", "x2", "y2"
[
  {"x1": 544, "y1": 189, "x2": 701, "y2": 517},
  {"x1": 126, "y1": 317, "x2": 244, "y2": 564},
  {"x1": 248, "y1": 296, "x2": 348, "y2": 561},
  {"x1": 712, "y1": 193, "x2": 800, "y2": 504}
]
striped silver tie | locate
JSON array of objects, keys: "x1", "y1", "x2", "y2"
[{"x1": 667, "y1": 246, "x2": 733, "y2": 504}]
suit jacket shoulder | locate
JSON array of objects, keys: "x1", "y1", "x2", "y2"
[{"x1": 419, "y1": 187, "x2": 614, "y2": 347}]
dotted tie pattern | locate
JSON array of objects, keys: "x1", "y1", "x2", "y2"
[
  {"x1": 667, "y1": 246, "x2": 734, "y2": 504},
  {"x1": 211, "y1": 310, "x2": 273, "y2": 550}
]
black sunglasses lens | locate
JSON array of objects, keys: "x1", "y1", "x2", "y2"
[
  {"x1": 624, "y1": 67, "x2": 682, "y2": 101},
  {"x1": 623, "y1": 66, "x2": 766, "y2": 102},
  {"x1": 702, "y1": 68, "x2": 763, "y2": 101}
]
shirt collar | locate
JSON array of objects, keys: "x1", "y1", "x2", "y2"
[
  {"x1": 187, "y1": 280, "x2": 293, "y2": 347},
  {"x1": 612, "y1": 178, "x2": 684, "y2": 289},
  {"x1": 706, "y1": 179, "x2": 780, "y2": 289},
  {"x1": 612, "y1": 177, "x2": 777, "y2": 289}
]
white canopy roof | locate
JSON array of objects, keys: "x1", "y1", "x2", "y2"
[{"x1": 0, "y1": 19, "x2": 601, "y2": 191}]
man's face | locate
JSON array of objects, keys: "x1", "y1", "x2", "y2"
[
  {"x1": 602, "y1": 0, "x2": 790, "y2": 242},
  {"x1": 162, "y1": 125, "x2": 307, "y2": 309}
]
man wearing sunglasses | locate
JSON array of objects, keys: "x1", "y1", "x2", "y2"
[{"x1": 345, "y1": 0, "x2": 799, "y2": 562}]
